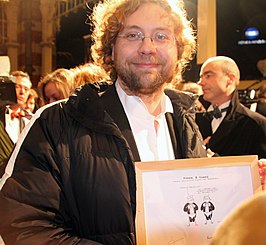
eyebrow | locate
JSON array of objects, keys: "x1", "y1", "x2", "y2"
[
  {"x1": 200, "y1": 71, "x2": 215, "y2": 77},
  {"x1": 16, "y1": 84, "x2": 30, "y2": 89},
  {"x1": 123, "y1": 25, "x2": 172, "y2": 33}
]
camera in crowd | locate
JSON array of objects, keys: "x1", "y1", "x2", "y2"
[
  {"x1": 0, "y1": 56, "x2": 17, "y2": 106},
  {"x1": 0, "y1": 76, "x2": 17, "y2": 105}
]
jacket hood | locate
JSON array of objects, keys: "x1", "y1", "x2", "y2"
[{"x1": 65, "y1": 84, "x2": 119, "y2": 134}]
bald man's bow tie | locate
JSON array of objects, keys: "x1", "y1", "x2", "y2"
[{"x1": 203, "y1": 105, "x2": 228, "y2": 121}]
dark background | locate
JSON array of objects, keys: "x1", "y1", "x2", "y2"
[
  {"x1": 56, "y1": 0, "x2": 266, "y2": 81},
  {"x1": 217, "y1": 0, "x2": 266, "y2": 80}
]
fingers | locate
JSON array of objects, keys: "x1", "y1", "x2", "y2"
[{"x1": 203, "y1": 136, "x2": 211, "y2": 145}]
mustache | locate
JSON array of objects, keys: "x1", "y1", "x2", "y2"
[{"x1": 130, "y1": 56, "x2": 161, "y2": 64}]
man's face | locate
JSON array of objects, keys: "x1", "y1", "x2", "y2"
[
  {"x1": 199, "y1": 62, "x2": 231, "y2": 105},
  {"x1": 112, "y1": 3, "x2": 178, "y2": 96},
  {"x1": 15, "y1": 76, "x2": 31, "y2": 106}
]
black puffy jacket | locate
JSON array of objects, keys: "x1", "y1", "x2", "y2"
[
  {"x1": 0, "y1": 84, "x2": 136, "y2": 244},
  {"x1": 0, "y1": 83, "x2": 206, "y2": 245}
]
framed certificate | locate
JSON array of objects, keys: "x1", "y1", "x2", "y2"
[{"x1": 135, "y1": 155, "x2": 260, "y2": 245}]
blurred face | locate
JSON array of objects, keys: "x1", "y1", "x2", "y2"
[
  {"x1": 25, "y1": 97, "x2": 35, "y2": 113},
  {"x1": 199, "y1": 62, "x2": 232, "y2": 106},
  {"x1": 112, "y1": 3, "x2": 178, "y2": 96},
  {"x1": 44, "y1": 82, "x2": 62, "y2": 104},
  {"x1": 15, "y1": 76, "x2": 31, "y2": 106}
]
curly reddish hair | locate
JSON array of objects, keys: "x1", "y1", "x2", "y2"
[{"x1": 90, "y1": 0, "x2": 196, "y2": 86}]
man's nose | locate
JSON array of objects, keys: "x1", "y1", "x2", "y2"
[
  {"x1": 21, "y1": 87, "x2": 27, "y2": 93},
  {"x1": 198, "y1": 77, "x2": 204, "y2": 85},
  {"x1": 17, "y1": 86, "x2": 26, "y2": 93},
  {"x1": 138, "y1": 37, "x2": 156, "y2": 55}
]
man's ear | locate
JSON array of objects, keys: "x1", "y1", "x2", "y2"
[{"x1": 227, "y1": 74, "x2": 235, "y2": 87}]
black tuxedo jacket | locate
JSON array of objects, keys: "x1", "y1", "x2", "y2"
[{"x1": 196, "y1": 91, "x2": 266, "y2": 159}]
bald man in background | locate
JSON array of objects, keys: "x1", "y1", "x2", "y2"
[{"x1": 196, "y1": 56, "x2": 266, "y2": 159}]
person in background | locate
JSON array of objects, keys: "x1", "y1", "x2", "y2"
[
  {"x1": 10, "y1": 71, "x2": 31, "y2": 106},
  {"x1": 71, "y1": 62, "x2": 111, "y2": 89},
  {"x1": 0, "y1": 1, "x2": 206, "y2": 244},
  {"x1": 176, "y1": 81, "x2": 203, "y2": 96},
  {"x1": 196, "y1": 56, "x2": 266, "y2": 158},
  {"x1": 38, "y1": 68, "x2": 75, "y2": 106},
  {"x1": 176, "y1": 81, "x2": 205, "y2": 112},
  {"x1": 0, "y1": 71, "x2": 32, "y2": 176},
  {"x1": 255, "y1": 83, "x2": 266, "y2": 117},
  {"x1": 1, "y1": 70, "x2": 32, "y2": 144},
  {"x1": 211, "y1": 191, "x2": 266, "y2": 245},
  {"x1": 0, "y1": 120, "x2": 13, "y2": 177},
  {"x1": 25, "y1": 89, "x2": 40, "y2": 114}
]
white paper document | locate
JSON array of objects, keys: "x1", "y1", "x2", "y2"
[{"x1": 141, "y1": 165, "x2": 253, "y2": 245}]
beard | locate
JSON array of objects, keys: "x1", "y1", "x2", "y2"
[{"x1": 115, "y1": 56, "x2": 175, "y2": 96}]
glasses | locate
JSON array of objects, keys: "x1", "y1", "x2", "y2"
[{"x1": 117, "y1": 31, "x2": 175, "y2": 47}]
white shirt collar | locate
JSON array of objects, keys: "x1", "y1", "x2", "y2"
[
  {"x1": 208, "y1": 100, "x2": 230, "y2": 111},
  {"x1": 115, "y1": 81, "x2": 175, "y2": 161},
  {"x1": 115, "y1": 81, "x2": 173, "y2": 117}
]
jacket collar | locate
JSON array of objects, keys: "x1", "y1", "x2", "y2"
[
  {"x1": 65, "y1": 84, "x2": 123, "y2": 136},
  {"x1": 101, "y1": 84, "x2": 141, "y2": 161}
]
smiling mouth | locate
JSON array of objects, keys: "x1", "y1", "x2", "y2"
[{"x1": 134, "y1": 62, "x2": 159, "y2": 68}]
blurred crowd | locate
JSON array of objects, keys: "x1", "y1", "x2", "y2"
[{"x1": 0, "y1": 62, "x2": 111, "y2": 176}]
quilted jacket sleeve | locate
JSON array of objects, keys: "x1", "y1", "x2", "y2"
[{"x1": 0, "y1": 105, "x2": 102, "y2": 245}]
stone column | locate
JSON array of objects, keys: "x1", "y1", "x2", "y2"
[
  {"x1": 5, "y1": 0, "x2": 20, "y2": 71},
  {"x1": 40, "y1": 0, "x2": 56, "y2": 75},
  {"x1": 197, "y1": 0, "x2": 217, "y2": 64}
]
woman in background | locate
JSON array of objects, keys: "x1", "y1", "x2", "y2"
[
  {"x1": 38, "y1": 68, "x2": 75, "y2": 106},
  {"x1": 25, "y1": 89, "x2": 39, "y2": 114},
  {"x1": 71, "y1": 62, "x2": 111, "y2": 92}
]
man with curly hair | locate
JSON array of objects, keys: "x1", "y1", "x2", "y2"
[
  {"x1": 0, "y1": 1, "x2": 206, "y2": 244},
  {"x1": 91, "y1": 0, "x2": 206, "y2": 161}
]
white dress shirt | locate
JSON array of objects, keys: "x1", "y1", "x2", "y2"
[
  {"x1": 208, "y1": 101, "x2": 230, "y2": 134},
  {"x1": 5, "y1": 107, "x2": 30, "y2": 144},
  {"x1": 116, "y1": 82, "x2": 175, "y2": 162}
]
